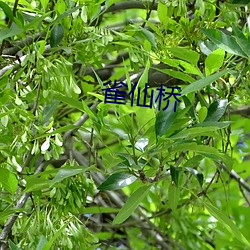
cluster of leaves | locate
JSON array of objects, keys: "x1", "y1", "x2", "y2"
[{"x1": 0, "y1": 0, "x2": 250, "y2": 249}]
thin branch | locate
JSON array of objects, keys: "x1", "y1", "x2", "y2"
[
  {"x1": 63, "y1": 101, "x2": 99, "y2": 141},
  {"x1": 219, "y1": 162, "x2": 250, "y2": 193},
  {"x1": 0, "y1": 0, "x2": 20, "y2": 55},
  {"x1": 0, "y1": 45, "x2": 51, "y2": 78},
  {"x1": 141, "y1": 0, "x2": 156, "y2": 28},
  {"x1": 32, "y1": 80, "x2": 42, "y2": 115},
  {"x1": 0, "y1": 161, "x2": 49, "y2": 241},
  {"x1": 2, "y1": 32, "x2": 46, "y2": 56}
]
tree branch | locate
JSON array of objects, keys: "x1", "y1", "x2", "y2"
[
  {"x1": 219, "y1": 162, "x2": 250, "y2": 193},
  {"x1": 2, "y1": 32, "x2": 46, "y2": 56},
  {"x1": 0, "y1": 161, "x2": 49, "y2": 242}
]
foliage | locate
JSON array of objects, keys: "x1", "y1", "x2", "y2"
[{"x1": 1, "y1": 0, "x2": 250, "y2": 249}]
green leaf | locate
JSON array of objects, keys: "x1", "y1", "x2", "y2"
[
  {"x1": 53, "y1": 92, "x2": 85, "y2": 112},
  {"x1": 170, "y1": 166, "x2": 181, "y2": 186},
  {"x1": 205, "y1": 99, "x2": 228, "y2": 122},
  {"x1": 205, "y1": 49, "x2": 225, "y2": 75},
  {"x1": 198, "y1": 106, "x2": 208, "y2": 122},
  {"x1": 170, "y1": 126, "x2": 220, "y2": 139},
  {"x1": 53, "y1": 5, "x2": 83, "y2": 24},
  {"x1": 203, "y1": 201, "x2": 250, "y2": 248},
  {"x1": 36, "y1": 236, "x2": 48, "y2": 250},
  {"x1": 98, "y1": 172, "x2": 137, "y2": 191},
  {"x1": 0, "y1": 168, "x2": 18, "y2": 194},
  {"x1": 112, "y1": 185, "x2": 151, "y2": 224},
  {"x1": 168, "y1": 182, "x2": 180, "y2": 210},
  {"x1": 155, "y1": 101, "x2": 178, "y2": 137},
  {"x1": 181, "y1": 69, "x2": 231, "y2": 95},
  {"x1": 40, "y1": 0, "x2": 49, "y2": 9},
  {"x1": 24, "y1": 177, "x2": 51, "y2": 192},
  {"x1": 157, "y1": 1, "x2": 168, "y2": 24},
  {"x1": 41, "y1": 101, "x2": 60, "y2": 125},
  {"x1": 51, "y1": 166, "x2": 86, "y2": 186},
  {"x1": 232, "y1": 0, "x2": 250, "y2": 4},
  {"x1": 138, "y1": 59, "x2": 150, "y2": 88},
  {"x1": 183, "y1": 155, "x2": 203, "y2": 168},
  {"x1": 50, "y1": 24, "x2": 64, "y2": 47},
  {"x1": 0, "y1": 209, "x2": 23, "y2": 223},
  {"x1": 42, "y1": 223, "x2": 69, "y2": 250},
  {"x1": 200, "y1": 28, "x2": 247, "y2": 58},
  {"x1": 138, "y1": 27, "x2": 157, "y2": 49},
  {"x1": 0, "y1": 1, "x2": 14, "y2": 21},
  {"x1": 0, "y1": 26, "x2": 23, "y2": 42},
  {"x1": 168, "y1": 47, "x2": 200, "y2": 65},
  {"x1": 156, "y1": 67, "x2": 195, "y2": 83},
  {"x1": 185, "y1": 167, "x2": 204, "y2": 187},
  {"x1": 193, "y1": 121, "x2": 231, "y2": 129},
  {"x1": 80, "y1": 206, "x2": 120, "y2": 214},
  {"x1": 9, "y1": 241, "x2": 22, "y2": 250}
]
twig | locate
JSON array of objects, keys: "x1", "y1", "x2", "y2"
[
  {"x1": 219, "y1": 162, "x2": 250, "y2": 193},
  {"x1": 0, "y1": 45, "x2": 51, "y2": 78},
  {"x1": 0, "y1": 161, "x2": 49, "y2": 241},
  {"x1": 141, "y1": 0, "x2": 156, "y2": 28},
  {"x1": 63, "y1": 101, "x2": 99, "y2": 141},
  {"x1": 2, "y1": 32, "x2": 46, "y2": 56},
  {"x1": 32, "y1": 80, "x2": 42, "y2": 115},
  {"x1": 0, "y1": 0, "x2": 20, "y2": 55}
]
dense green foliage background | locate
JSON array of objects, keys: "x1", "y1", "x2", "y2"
[{"x1": 0, "y1": 0, "x2": 250, "y2": 249}]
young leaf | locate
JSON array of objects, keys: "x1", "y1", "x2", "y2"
[
  {"x1": 98, "y1": 172, "x2": 137, "y2": 191},
  {"x1": 112, "y1": 185, "x2": 151, "y2": 224},
  {"x1": 205, "y1": 49, "x2": 225, "y2": 75},
  {"x1": 50, "y1": 24, "x2": 64, "y2": 47},
  {"x1": 0, "y1": 168, "x2": 18, "y2": 194}
]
